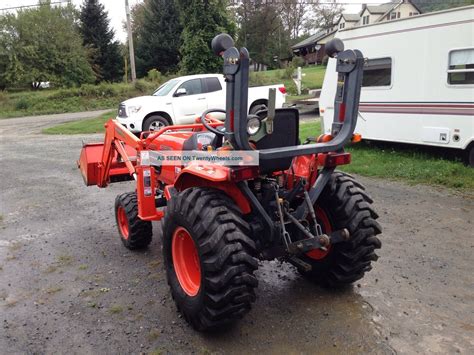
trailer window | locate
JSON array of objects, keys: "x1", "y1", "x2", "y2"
[
  {"x1": 363, "y1": 57, "x2": 392, "y2": 87},
  {"x1": 448, "y1": 49, "x2": 474, "y2": 85}
]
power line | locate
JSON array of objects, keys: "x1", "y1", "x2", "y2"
[{"x1": 0, "y1": 1, "x2": 69, "y2": 12}]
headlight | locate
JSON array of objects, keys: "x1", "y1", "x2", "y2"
[
  {"x1": 247, "y1": 116, "x2": 261, "y2": 136},
  {"x1": 128, "y1": 105, "x2": 142, "y2": 114},
  {"x1": 118, "y1": 104, "x2": 127, "y2": 118}
]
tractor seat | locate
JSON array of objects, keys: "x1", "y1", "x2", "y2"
[{"x1": 254, "y1": 108, "x2": 300, "y2": 173}]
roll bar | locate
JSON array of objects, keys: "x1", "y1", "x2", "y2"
[{"x1": 211, "y1": 33, "x2": 365, "y2": 159}]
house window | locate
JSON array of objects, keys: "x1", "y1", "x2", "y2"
[
  {"x1": 409, "y1": 12, "x2": 419, "y2": 16},
  {"x1": 339, "y1": 22, "x2": 345, "y2": 29},
  {"x1": 362, "y1": 15, "x2": 370, "y2": 25},
  {"x1": 448, "y1": 48, "x2": 474, "y2": 85},
  {"x1": 363, "y1": 57, "x2": 392, "y2": 87},
  {"x1": 389, "y1": 12, "x2": 400, "y2": 20}
]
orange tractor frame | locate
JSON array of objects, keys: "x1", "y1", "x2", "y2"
[{"x1": 78, "y1": 34, "x2": 382, "y2": 331}]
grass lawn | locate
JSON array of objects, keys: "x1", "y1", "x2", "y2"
[
  {"x1": 0, "y1": 80, "x2": 157, "y2": 119},
  {"x1": 42, "y1": 110, "x2": 115, "y2": 135},
  {"x1": 300, "y1": 121, "x2": 474, "y2": 191},
  {"x1": 43, "y1": 114, "x2": 473, "y2": 191}
]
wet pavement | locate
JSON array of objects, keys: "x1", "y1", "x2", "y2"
[{"x1": 0, "y1": 113, "x2": 473, "y2": 354}]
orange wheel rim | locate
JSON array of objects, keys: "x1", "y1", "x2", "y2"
[
  {"x1": 306, "y1": 206, "x2": 333, "y2": 260},
  {"x1": 172, "y1": 227, "x2": 201, "y2": 296},
  {"x1": 117, "y1": 206, "x2": 129, "y2": 239}
]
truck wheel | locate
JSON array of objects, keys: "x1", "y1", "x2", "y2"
[
  {"x1": 162, "y1": 187, "x2": 258, "y2": 331},
  {"x1": 249, "y1": 102, "x2": 267, "y2": 115},
  {"x1": 143, "y1": 115, "x2": 169, "y2": 131},
  {"x1": 298, "y1": 172, "x2": 382, "y2": 287},
  {"x1": 114, "y1": 192, "x2": 152, "y2": 250}
]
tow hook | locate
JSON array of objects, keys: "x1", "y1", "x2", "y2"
[{"x1": 287, "y1": 229, "x2": 350, "y2": 255}]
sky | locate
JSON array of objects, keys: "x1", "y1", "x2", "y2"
[{"x1": 0, "y1": 0, "x2": 388, "y2": 43}]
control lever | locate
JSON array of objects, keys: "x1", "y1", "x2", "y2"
[{"x1": 264, "y1": 88, "x2": 276, "y2": 134}]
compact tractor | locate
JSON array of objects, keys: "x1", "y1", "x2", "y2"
[{"x1": 78, "y1": 34, "x2": 382, "y2": 331}]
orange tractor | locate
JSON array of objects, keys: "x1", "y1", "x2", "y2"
[{"x1": 78, "y1": 34, "x2": 381, "y2": 331}]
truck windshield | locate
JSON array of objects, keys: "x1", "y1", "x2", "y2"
[{"x1": 152, "y1": 79, "x2": 180, "y2": 96}]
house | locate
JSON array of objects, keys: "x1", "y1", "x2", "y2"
[
  {"x1": 292, "y1": 0, "x2": 423, "y2": 64},
  {"x1": 353, "y1": 0, "x2": 422, "y2": 26},
  {"x1": 291, "y1": 29, "x2": 337, "y2": 65}
]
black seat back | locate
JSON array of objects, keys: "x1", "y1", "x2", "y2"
[{"x1": 255, "y1": 108, "x2": 299, "y2": 173}]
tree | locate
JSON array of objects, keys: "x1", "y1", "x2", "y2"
[
  {"x1": 132, "y1": 0, "x2": 182, "y2": 76},
  {"x1": 235, "y1": 1, "x2": 284, "y2": 70},
  {"x1": 176, "y1": 0, "x2": 234, "y2": 74},
  {"x1": 0, "y1": 2, "x2": 94, "y2": 89},
  {"x1": 308, "y1": 2, "x2": 343, "y2": 32},
  {"x1": 280, "y1": 0, "x2": 309, "y2": 40},
  {"x1": 79, "y1": 0, "x2": 123, "y2": 82}
]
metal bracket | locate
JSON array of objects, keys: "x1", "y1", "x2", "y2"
[{"x1": 265, "y1": 88, "x2": 276, "y2": 134}]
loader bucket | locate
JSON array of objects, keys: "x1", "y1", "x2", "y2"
[{"x1": 78, "y1": 142, "x2": 137, "y2": 186}]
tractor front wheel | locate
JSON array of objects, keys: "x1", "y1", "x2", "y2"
[
  {"x1": 163, "y1": 187, "x2": 258, "y2": 331},
  {"x1": 114, "y1": 192, "x2": 153, "y2": 250},
  {"x1": 299, "y1": 172, "x2": 382, "y2": 287}
]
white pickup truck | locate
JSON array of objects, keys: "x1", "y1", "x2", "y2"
[{"x1": 116, "y1": 73, "x2": 286, "y2": 132}]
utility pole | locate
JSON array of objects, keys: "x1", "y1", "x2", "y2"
[{"x1": 125, "y1": 0, "x2": 136, "y2": 82}]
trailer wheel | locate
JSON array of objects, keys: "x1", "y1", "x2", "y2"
[
  {"x1": 467, "y1": 144, "x2": 474, "y2": 168},
  {"x1": 299, "y1": 172, "x2": 382, "y2": 287},
  {"x1": 162, "y1": 187, "x2": 258, "y2": 331},
  {"x1": 114, "y1": 192, "x2": 152, "y2": 250}
]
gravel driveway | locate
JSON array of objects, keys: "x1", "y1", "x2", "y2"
[{"x1": 0, "y1": 112, "x2": 473, "y2": 354}]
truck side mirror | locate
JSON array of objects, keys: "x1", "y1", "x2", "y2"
[{"x1": 174, "y1": 88, "x2": 187, "y2": 97}]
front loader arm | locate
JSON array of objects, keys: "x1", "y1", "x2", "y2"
[
  {"x1": 78, "y1": 119, "x2": 141, "y2": 188},
  {"x1": 97, "y1": 119, "x2": 141, "y2": 187}
]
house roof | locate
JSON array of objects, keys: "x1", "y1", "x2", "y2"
[
  {"x1": 364, "y1": 3, "x2": 395, "y2": 14},
  {"x1": 341, "y1": 13, "x2": 360, "y2": 22},
  {"x1": 291, "y1": 30, "x2": 327, "y2": 50}
]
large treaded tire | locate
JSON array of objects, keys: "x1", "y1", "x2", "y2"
[
  {"x1": 299, "y1": 171, "x2": 382, "y2": 287},
  {"x1": 114, "y1": 192, "x2": 153, "y2": 250},
  {"x1": 163, "y1": 187, "x2": 258, "y2": 331}
]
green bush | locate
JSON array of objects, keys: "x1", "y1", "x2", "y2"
[
  {"x1": 280, "y1": 66, "x2": 295, "y2": 80},
  {"x1": 134, "y1": 79, "x2": 156, "y2": 94},
  {"x1": 291, "y1": 56, "x2": 305, "y2": 68},
  {"x1": 15, "y1": 97, "x2": 30, "y2": 110},
  {"x1": 147, "y1": 69, "x2": 163, "y2": 83}
]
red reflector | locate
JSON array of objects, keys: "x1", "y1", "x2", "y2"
[
  {"x1": 338, "y1": 103, "x2": 346, "y2": 122},
  {"x1": 278, "y1": 86, "x2": 286, "y2": 94},
  {"x1": 318, "y1": 153, "x2": 351, "y2": 167},
  {"x1": 230, "y1": 166, "x2": 259, "y2": 181}
]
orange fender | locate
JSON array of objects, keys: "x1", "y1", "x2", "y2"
[{"x1": 174, "y1": 165, "x2": 251, "y2": 214}]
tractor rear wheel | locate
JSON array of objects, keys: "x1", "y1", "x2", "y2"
[
  {"x1": 114, "y1": 192, "x2": 153, "y2": 250},
  {"x1": 162, "y1": 187, "x2": 258, "y2": 331},
  {"x1": 299, "y1": 171, "x2": 382, "y2": 287}
]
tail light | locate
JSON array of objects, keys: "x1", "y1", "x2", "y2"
[
  {"x1": 230, "y1": 166, "x2": 259, "y2": 181},
  {"x1": 318, "y1": 152, "x2": 351, "y2": 168},
  {"x1": 278, "y1": 86, "x2": 286, "y2": 94}
]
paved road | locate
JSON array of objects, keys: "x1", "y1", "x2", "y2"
[
  {"x1": 0, "y1": 112, "x2": 473, "y2": 354},
  {"x1": 0, "y1": 109, "x2": 112, "y2": 136}
]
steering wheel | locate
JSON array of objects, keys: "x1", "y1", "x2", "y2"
[{"x1": 200, "y1": 109, "x2": 227, "y2": 135}]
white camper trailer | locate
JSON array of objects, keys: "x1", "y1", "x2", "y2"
[{"x1": 320, "y1": 6, "x2": 474, "y2": 166}]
